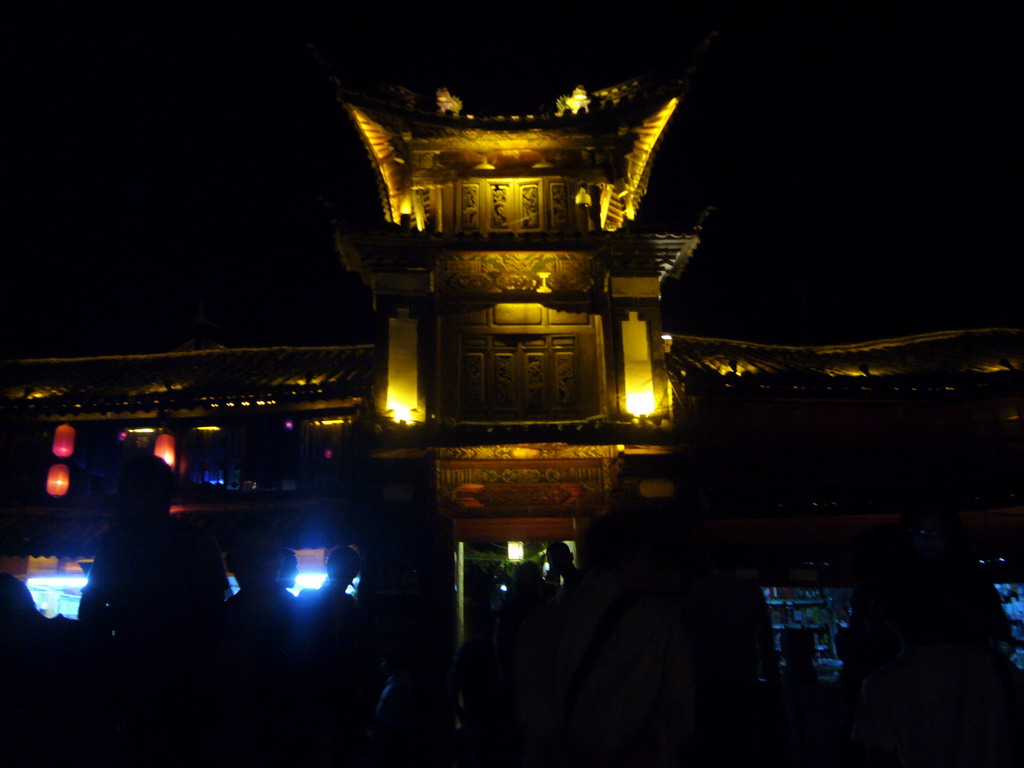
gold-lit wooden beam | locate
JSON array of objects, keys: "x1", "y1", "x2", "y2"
[
  {"x1": 347, "y1": 107, "x2": 405, "y2": 223},
  {"x1": 606, "y1": 98, "x2": 679, "y2": 230}
]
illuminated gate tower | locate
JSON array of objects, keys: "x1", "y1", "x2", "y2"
[{"x1": 330, "y1": 72, "x2": 702, "y2": 638}]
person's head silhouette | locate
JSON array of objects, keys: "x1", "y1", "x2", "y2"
[{"x1": 116, "y1": 455, "x2": 175, "y2": 520}]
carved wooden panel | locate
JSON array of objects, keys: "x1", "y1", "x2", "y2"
[
  {"x1": 525, "y1": 353, "x2": 545, "y2": 409},
  {"x1": 451, "y1": 178, "x2": 567, "y2": 234},
  {"x1": 549, "y1": 182, "x2": 568, "y2": 230},
  {"x1": 490, "y1": 183, "x2": 511, "y2": 229},
  {"x1": 520, "y1": 183, "x2": 541, "y2": 230},
  {"x1": 463, "y1": 352, "x2": 485, "y2": 407},
  {"x1": 459, "y1": 334, "x2": 583, "y2": 420},
  {"x1": 461, "y1": 183, "x2": 480, "y2": 230},
  {"x1": 494, "y1": 352, "x2": 515, "y2": 407},
  {"x1": 556, "y1": 351, "x2": 576, "y2": 405}
]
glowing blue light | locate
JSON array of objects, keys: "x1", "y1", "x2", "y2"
[
  {"x1": 499, "y1": 584, "x2": 508, "y2": 592},
  {"x1": 26, "y1": 577, "x2": 88, "y2": 589},
  {"x1": 285, "y1": 572, "x2": 329, "y2": 596}
]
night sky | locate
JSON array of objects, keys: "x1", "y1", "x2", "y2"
[{"x1": 6, "y1": 5, "x2": 1021, "y2": 360}]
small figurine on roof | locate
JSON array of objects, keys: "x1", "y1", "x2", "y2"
[
  {"x1": 555, "y1": 85, "x2": 590, "y2": 116},
  {"x1": 436, "y1": 88, "x2": 463, "y2": 116}
]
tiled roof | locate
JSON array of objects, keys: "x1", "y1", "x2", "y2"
[
  {"x1": 666, "y1": 328, "x2": 1024, "y2": 395},
  {"x1": 0, "y1": 346, "x2": 375, "y2": 417}
]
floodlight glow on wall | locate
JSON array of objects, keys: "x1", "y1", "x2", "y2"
[
  {"x1": 389, "y1": 406, "x2": 414, "y2": 423},
  {"x1": 621, "y1": 311, "x2": 656, "y2": 417},
  {"x1": 387, "y1": 309, "x2": 421, "y2": 423},
  {"x1": 626, "y1": 392, "x2": 656, "y2": 417}
]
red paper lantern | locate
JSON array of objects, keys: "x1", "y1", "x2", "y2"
[
  {"x1": 52, "y1": 424, "x2": 75, "y2": 458},
  {"x1": 154, "y1": 433, "x2": 176, "y2": 467},
  {"x1": 46, "y1": 464, "x2": 70, "y2": 497}
]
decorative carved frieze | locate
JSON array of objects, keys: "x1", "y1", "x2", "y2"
[
  {"x1": 436, "y1": 253, "x2": 597, "y2": 295},
  {"x1": 455, "y1": 484, "x2": 589, "y2": 508},
  {"x1": 436, "y1": 454, "x2": 612, "y2": 512},
  {"x1": 436, "y1": 444, "x2": 617, "y2": 460}
]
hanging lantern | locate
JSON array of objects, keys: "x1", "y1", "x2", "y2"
[
  {"x1": 52, "y1": 424, "x2": 76, "y2": 458},
  {"x1": 154, "y1": 433, "x2": 176, "y2": 467},
  {"x1": 46, "y1": 464, "x2": 70, "y2": 497}
]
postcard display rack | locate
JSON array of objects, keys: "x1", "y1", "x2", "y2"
[{"x1": 763, "y1": 586, "x2": 849, "y2": 681}]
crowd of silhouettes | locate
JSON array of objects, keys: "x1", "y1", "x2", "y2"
[
  {"x1": 2, "y1": 457, "x2": 1023, "y2": 767},
  {"x1": 848, "y1": 505, "x2": 1023, "y2": 767},
  {"x1": 0, "y1": 457, "x2": 396, "y2": 767}
]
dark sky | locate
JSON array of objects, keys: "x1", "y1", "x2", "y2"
[{"x1": 5, "y1": 5, "x2": 1021, "y2": 359}]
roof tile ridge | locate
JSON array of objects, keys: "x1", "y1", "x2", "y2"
[
  {"x1": 665, "y1": 327, "x2": 1024, "y2": 354},
  {"x1": 3, "y1": 343, "x2": 378, "y2": 365}
]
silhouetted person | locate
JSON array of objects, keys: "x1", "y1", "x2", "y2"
[
  {"x1": 837, "y1": 524, "x2": 907, "y2": 743},
  {"x1": 492, "y1": 561, "x2": 546, "y2": 766},
  {"x1": 78, "y1": 455, "x2": 228, "y2": 758},
  {"x1": 853, "y1": 574, "x2": 1024, "y2": 767},
  {"x1": 683, "y1": 545, "x2": 785, "y2": 767},
  {"x1": 495, "y1": 560, "x2": 545, "y2": 685},
  {"x1": 217, "y1": 524, "x2": 297, "y2": 761},
  {"x1": 449, "y1": 610, "x2": 502, "y2": 767},
  {"x1": 899, "y1": 505, "x2": 1010, "y2": 646},
  {"x1": 277, "y1": 547, "x2": 299, "y2": 591},
  {"x1": 546, "y1": 541, "x2": 582, "y2": 601},
  {"x1": 293, "y1": 545, "x2": 372, "y2": 767},
  {"x1": 373, "y1": 647, "x2": 419, "y2": 768},
  {"x1": 516, "y1": 512, "x2": 695, "y2": 768}
]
